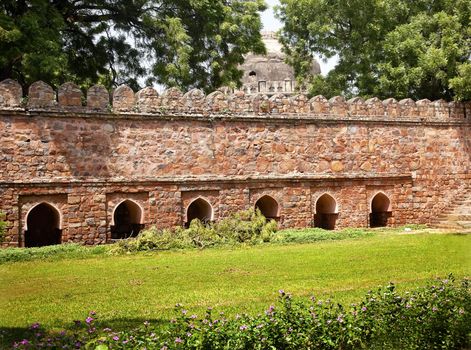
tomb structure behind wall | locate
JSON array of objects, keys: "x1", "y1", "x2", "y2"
[{"x1": 0, "y1": 79, "x2": 470, "y2": 246}]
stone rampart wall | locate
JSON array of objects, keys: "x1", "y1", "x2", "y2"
[
  {"x1": 0, "y1": 80, "x2": 470, "y2": 246},
  {"x1": 1, "y1": 79, "x2": 470, "y2": 118}
]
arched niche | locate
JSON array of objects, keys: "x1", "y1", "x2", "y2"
[
  {"x1": 314, "y1": 193, "x2": 338, "y2": 230},
  {"x1": 186, "y1": 197, "x2": 213, "y2": 227},
  {"x1": 110, "y1": 200, "x2": 144, "y2": 239},
  {"x1": 25, "y1": 203, "x2": 62, "y2": 247},
  {"x1": 255, "y1": 195, "x2": 280, "y2": 220},
  {"x1": 370, "y1": 192, "x2": 392, "y2": 228}
]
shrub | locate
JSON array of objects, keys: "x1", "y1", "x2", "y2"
[
  {"x1": 0, "y1": 212, "x2": 7, "y2": 244},
  {"x1": 9, "y1": 276, "x2": 471, "y2": 349},
  {"x1": 214, "y1": 208, "x2": 277, "y2": 244},
  {"x1": 110, "y1": 208, "x2": 278, "y2": 254}
]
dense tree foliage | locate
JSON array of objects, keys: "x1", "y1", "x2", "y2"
[
  {"x1": 0, "y1": 0, "x2": 266, "y2": 92},
  {"x1": 277, "y1": 0, "x2": 471, "y2": 101}
]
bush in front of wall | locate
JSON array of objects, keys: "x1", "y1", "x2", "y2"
[
  {"x1": 110, "y1": 208, "x2": 278, "y2": 254},
  {"x1": 9, "y1": 276, "x2": 471, "y2": 350}
]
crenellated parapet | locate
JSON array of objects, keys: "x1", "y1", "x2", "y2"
[{"x1": 0, "y1": 79, "x2": 470, "y2": 120}]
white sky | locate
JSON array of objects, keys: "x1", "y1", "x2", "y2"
[{"x1": 261, "y1": 0, "x2": 338, "y2": 75}]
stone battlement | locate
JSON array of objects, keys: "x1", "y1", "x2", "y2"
[{"x1": 1, "y1": 79, "x2": 470, "y2": 121}]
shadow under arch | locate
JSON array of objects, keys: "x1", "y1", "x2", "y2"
[
  {"x1": 370, "y1": 192, "x2": 392, "y2": 228},
  {"x1": 314, "y1": 193, "x2": 339, "y2": 230},
  {"x1": 25, "y1": 202, "x2": 62, "y2": 247},
  {"x1": 110, "y1": 199, "x2": 144, "y2": 239},
  {"x1": 186, "y1": 197, "x2": 213, "y2": 227},
  {"x1": 255, "y1": 195, "x2": 280, "y2": 220}
]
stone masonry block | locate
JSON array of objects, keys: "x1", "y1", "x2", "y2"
[
  {"x1": 58, "y1": 82, "x2": 83, "y2": 108},
  {"x1": 87, "y1": 85, "x2": 109, "y2": 112},
  {"x1": 136, "y1": 87, "x2": 160, "y2": 113},
  {"x1": 0, "y1": 79, "x2": 22, "y2": 108},
  {"x1": 28, "y1": 81, "x2": 55, "y2": 108},
  {"x1": 113, "y1": 85, "x2": 135, "y2": 112}
]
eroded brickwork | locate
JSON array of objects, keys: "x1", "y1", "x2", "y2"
[{"x1": 0, "y1": 80, "x2": 470, "y2": 246}]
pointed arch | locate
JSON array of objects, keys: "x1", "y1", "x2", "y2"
[
  {"x1": 255, "y1": 195, "x2": 280, "y2": 220},
  {"x1": 186, "y1": 197, "x2": 213, "y2": 226},
  {"x1": 314, "y1": 193, "x2": 339, "y2": 230},
  {"x1": 111, "y1": 199, "x2": 144, "y2": 239},
  {"x1": 25, "y1": 202, "x2": 62, "y2": 247},
  {"x1": 370, "y1": 192, "x2": 392, "y2": 227}
]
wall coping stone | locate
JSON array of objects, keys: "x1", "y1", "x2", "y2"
[
  {"x1": 0, "y1": 173, "x2": 413, "y2": 188},
  {"x1": 0, "y1": 79, "x2": 469, "y2": 121},
  {"x1": 0, "y1": 109, "x2": 469, "y2": 127}
]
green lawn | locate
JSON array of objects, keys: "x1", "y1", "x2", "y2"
[{"x1": 0, "y1": 232, "x2": 470, "y2": 334}]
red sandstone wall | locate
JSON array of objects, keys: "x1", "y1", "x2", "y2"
[{"x1": 0, "y1": 80, "x2": 470, "y2": 246}]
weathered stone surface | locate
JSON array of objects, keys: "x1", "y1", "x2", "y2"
[
  {"x1": 449, "y1": 101, "x2": 465, "y2": 119},
  {"x1": 289, "y1": 94, "x2": 309, "y2": 113},
  {"x1": 383, "y1": 98, "x2": 399, "y2": 117},
  {"x1": 87, "y1": 85, "x2": 109, "y2": 111},
  {"x1": 310, "y1": 95, "x2": 329, "y2": 114},
  {"x1": 228, "y1": 90, "x2": 251, "y2": 113},
  {"x1": 251, "y1": 94, "x2": 270, "y2": 114},
  {"x1": 329, "y1": 96, "x2": 347, "y2": 115},
  {"x1": 331, "y1": 161, "x2": 344, "y2": 172},
  {"x1": 348, "y1": 97, "x2": 366, "y2": 116},
  {"x1": 399, "y1": 98, "x2": 418, "y2": 117},
  {"x1": 432, "y1": 99, "x2": 449, "y2": 119},
  {"x1": 136, "y1": 87, "x2": 159, "y2": 113},
  {"x1": 0, "y1": 79, "x2": 22, "y2": 108},
  {"x1": 58, "y1": 82, "x2": 83, "y2": 108},
  {"x1": 206, "y1": 91, "x2": 229, "y2": 113},
  {"x1": 269, "y1": 93, "x2": 289, "y2": 113},
  {"x1": 160, "y1": 87, "x2": 183, "y2": 113},
  {"x1": 416, "y1": 99, "x2": 432, "y2": 118},
  {"x1": 113, "y1": 85, "x2": 135, "y2": 112},
  {"x1": 28, "y1": 81, "x2": 55, "y2": 108},
  {"x1": 365, "y1": 97, "x2": 385, "y2": 116},
  {"x1": 183, "y1": 89, "x2": 205, "y2": 113},
  {"x1": 0, "y1": 81, "x2": 470, "y2": 247}
]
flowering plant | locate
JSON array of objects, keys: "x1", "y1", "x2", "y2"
[{"x1": 10, "y1": 276, "x2": 470, "y2": 349}]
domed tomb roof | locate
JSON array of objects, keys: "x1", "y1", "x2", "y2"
[{"x1": 240, "y1": 32, "x2": 320, "y2": 94}]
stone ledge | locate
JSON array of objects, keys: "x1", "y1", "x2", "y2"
[
  {"x1": 0, "y1": 173, "x2": 413, "y2": 188},
  {"x1": 0, "y1": 109, "x2": 469, "y2": 127}
]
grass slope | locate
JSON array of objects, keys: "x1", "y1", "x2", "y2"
[{"x1": 0, "y1": 233, "x2": 469, "y2": 334}]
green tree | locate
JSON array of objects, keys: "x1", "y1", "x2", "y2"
[
  {"x1": 276, "y1": 0, "x2": 471, "y2": 101},
  {"x1": 0, "y1": 0, "x2": 266, "y2": 92}
]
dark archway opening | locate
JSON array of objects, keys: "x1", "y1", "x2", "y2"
[
  {"x1": 255, "y1": 195, "x2": 279, "y2": 220},
  {"x1": 111, "y1": 200, "x2": 143, "y2": 239},
  {"x1": 370, "y1": 193, "x2": 392, "y2": 228},
  {"x1": 249, "y1": 71, "x2": 257, "y2": 77},
  {"x1": 186, "y1": 198, "x2": 212, "y2": 227},
  {"x1": 314, "y1": 194, "x2": 338, "y2": 230},
  {"x1": 25, "y1": 203, "x2": 62, "y2": 247}
]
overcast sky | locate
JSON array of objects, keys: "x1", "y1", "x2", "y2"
[{"x1": 260, "y1": 0, "x2": 338, "y2": 75}]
